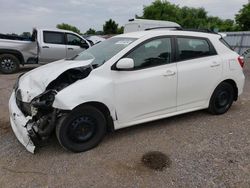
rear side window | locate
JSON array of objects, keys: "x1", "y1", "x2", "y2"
[
  {"x1": 177, "y1": 37, "x2": 214, "y2": 61},
  {"x1": 43, "y1": 31, "x2": 65, "y2": 44}
]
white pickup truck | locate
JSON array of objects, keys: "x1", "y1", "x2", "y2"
[{"x1": 0, "y1": 28, "x2": 90, "y2": 73}]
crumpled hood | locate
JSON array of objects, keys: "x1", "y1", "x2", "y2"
[{"x1": 18, "y1": 59, "x2": 93, "y2": 102}]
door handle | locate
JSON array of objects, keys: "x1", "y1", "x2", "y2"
[
  {"x1": 42, "y1": 46, "x2": 49, "y2": 48},
  {"x1": 210, "y1": 62, "x2": 220, "y2": 67},
  {"x1": 163, "y1": 70, "x2": 176, "y2": 77},
  {"x1": 68, "y1": 48, "x2": 74, "y2": 50}
]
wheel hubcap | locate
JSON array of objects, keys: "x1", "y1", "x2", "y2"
[
  {"x1": 68, "y1": 116, "x2": 96, "y2": 143},
  {"x1": 1, "y1": 58, "x2": 15, "y2": 70},
  {"x1": 215, "y1": 90, "x2": 230, "y2": 108}
]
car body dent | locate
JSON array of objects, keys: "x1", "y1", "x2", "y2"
[
  {"x1": 52, "y1": 72, "x2": 116, "y2": 119},
  {"x1": 18, "y1": 59, "x2": 93, "y2": 102}
]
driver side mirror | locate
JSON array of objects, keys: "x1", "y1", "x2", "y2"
[
  {"x1": 80, "y1": 40, "x2": 89, "y2": 49},
  {"x1": 115, "y1": 58, "x2": 134, "y2": 70}
]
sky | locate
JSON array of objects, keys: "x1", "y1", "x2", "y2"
[{"x1": 0, "y1": 0, "x2": 248, "y2": 34}]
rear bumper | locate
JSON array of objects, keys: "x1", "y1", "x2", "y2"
[
  {"x1": 237, "y1": 73, "x2": 245, "y2": 96},
  {"x1": 9, "y1": 92, "x2": 35, "y2": 153}
]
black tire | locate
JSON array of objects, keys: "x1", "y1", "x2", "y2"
[
  {"x1": 208, "y1": 82, "x2": 234, "y2": 115},
  {"x1": 0, "y1": 54, "x2": 20, "y2": 74},
  {"x1": 56, "y1": 105, "x2": 107, "y2": 153}
]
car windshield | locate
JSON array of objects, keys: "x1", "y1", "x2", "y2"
[{"x1": 73, "y1": 37, "x2": 137, "y2": 67}]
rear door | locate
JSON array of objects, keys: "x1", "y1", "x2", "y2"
[
  {"x1": 66, "y1": 33, "x2": 89, "y2": 59},
  {"x1": 176, "y1": 36, "x2": 222, "y2": 110},
  {"x1": 39, "y1": 31, "x2": 67, "y2": 63}
]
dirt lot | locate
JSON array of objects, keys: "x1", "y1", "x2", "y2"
[{"x1": 0, "y1": 62, "x2": 250, "y2": 188}]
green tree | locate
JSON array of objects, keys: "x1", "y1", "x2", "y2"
[
  {"x1": 20, "y1": 32, "x2": 31, "y2": 39},
  {"x1": 85, "y1": 28, "x2": 96, "y2": 35},
  {"x1": 117, "y1": 26, "x2": 124, "y2": 34},
  {"x1": 103, "y1": 19, "x2": 119, "y2": 34},
  {"x1": 140, "y1": 0, "x2": 179, "y2": 22},
  {"x1": 140, "y1": 0, "x2": 236, "y2": 31},
  {"x1": 95, "y1": 30, "x2": 104, "y2": 35},
  {"x1": 235, "y1": 3, "x2": 250, "y2": 30},
  {"x1": 56, "y1": 23, "x2": 81, "y2": 34}
]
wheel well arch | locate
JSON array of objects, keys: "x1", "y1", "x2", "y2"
[
  {"x1": 0, "y1": 49, "x2": 24, "y2": 64},
  {"x1": 74, "y1": 101, "x2": 115, "y2": 132},
  {"x1": 220, "y1": 79, "x2": 238, "y2": 101}
]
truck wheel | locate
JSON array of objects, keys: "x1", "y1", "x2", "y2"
[
  {"x1": 0, "y1": 54, "x2": 20, "y2": 74},
  {"x1": 56, "y1": 105, "x2": 107, "y2": 153},
  {"x1": 208, "y1": 82, "x2": 234, "y2": 115}
]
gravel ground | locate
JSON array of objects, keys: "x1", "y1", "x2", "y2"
[{"x1": 0, "y1": 62, "x2": 250, "y2": 188}]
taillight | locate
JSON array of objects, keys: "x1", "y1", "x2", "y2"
[{"x1": 238, "y1": 56, "x2": 244, "y2": 68}]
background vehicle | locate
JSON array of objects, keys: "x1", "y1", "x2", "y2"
[
  {"x1": 83, "y1": 35, "x2": 106, "y2": 45},
  {"x1": 9, "y1": 29, "x2": 245, "y2": 153},
  {"x1": 0, "y1": 28, "x2": 90, "y2": 74},
  {"x1": 124, "y1": 19, "x2": 181, "y2": 33}
]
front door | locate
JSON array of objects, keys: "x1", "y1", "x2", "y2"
[
  {"x1": 66, "y1": 33, "x2": 88, "y2": 59},
  {"x1": 113, "y1": 37, "x2": 177, "y2": 127}
]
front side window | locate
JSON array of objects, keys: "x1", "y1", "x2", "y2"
[
  {"x1": 177, "y1": 37, "x2": 213, "y2": 61},
  {"x1": 67, "y1": 33, "x2": 82, "y2": 46},
  {"x1": 43, "y1": 31, "x2": 65, "y2": 44},
  {"x1": 126, "y1": 37, "x2": 172, "y2": 69}
]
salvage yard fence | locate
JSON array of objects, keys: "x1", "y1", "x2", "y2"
[{"x1": 224, "y1": 31, "x2": 250, "y2": 62}]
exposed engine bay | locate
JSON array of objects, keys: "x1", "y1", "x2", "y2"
[{"x1": 15, "y1": 66, "x2": 92, "y2": 146}]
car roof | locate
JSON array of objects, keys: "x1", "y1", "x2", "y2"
[
  {"x1": 36, "y1": 28, "x2": 80, "y2": 34},
  {"x1": 116, "y1": 30, "x2": 221, "y2": 40}
]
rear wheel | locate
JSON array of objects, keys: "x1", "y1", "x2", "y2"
[
  {"x1": 56, "y1": 105, "x2": 107, "y2": 152},
  {"x1": 0, "y1": 54, "x2": 20, "y2": 74},
  {"x1": 208, "y1": 82, "x2": 234, "y2": 115}
]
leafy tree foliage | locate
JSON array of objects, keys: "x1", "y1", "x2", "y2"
[
  {"x1": 103, "y1": 19, "x2": 119, "y2": 34},
  {"x1": 85, "y1": 28, "x2": 96, "y2": 35},
  {"x1": 20, "y1": 32, "x2": 31, "y2": 39},
  {"x1": 139, "y1": 0, "x2": 237, "y2": 31},
  {"x1": 117, "y1": 26, "x2": 124, "y2": 34},
  {"x1": 56, "y1": 23, "x2": 81, "y2": 34},
  {"x1": 235, "y1": 3, "x2": 250, "y2": 30},
  {"x1": 95, "y1": 31, "x2": 104, "y2": 35}
]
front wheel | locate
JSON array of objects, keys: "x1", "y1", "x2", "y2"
[
  {"x1": 208, "y1": 82, "x2": 234, "y2": 115},
  {"x1": 56, "y1": 105, "x2": 107, "y2": 153}
]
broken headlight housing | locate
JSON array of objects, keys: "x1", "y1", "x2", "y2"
[{"x1": 31, "y1": 90, "x2": 57, "y2": 116}]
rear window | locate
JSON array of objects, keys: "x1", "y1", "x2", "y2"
[
  {"x1": 177, "y1": 37, "x2": 215, "y2": 61},
  {"x1": 43, "y1": 31, "x2": 65, "y2": 45}
]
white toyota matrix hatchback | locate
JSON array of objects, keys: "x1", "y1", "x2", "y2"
[{"x1": 9, "y1": 30, "x2": 245, "y2": 153}]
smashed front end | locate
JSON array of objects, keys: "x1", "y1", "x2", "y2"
[{"x1": 9, "y1": 65, "x2": 92, "y2": 153}]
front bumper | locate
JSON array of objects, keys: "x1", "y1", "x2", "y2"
[{"x1": 9, "y1": 92, "x2": 35, "y2": 153}]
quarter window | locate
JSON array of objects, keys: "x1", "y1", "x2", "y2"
[
  {"x1": 43, "y1": 31, "x2": 65, "y2": 44},
  {"x1": 177, "y1": 38, "x2": 213, "y2": 61},
  {"x1": 126, "y1": 37, "x2": 172, "y2": 69}
]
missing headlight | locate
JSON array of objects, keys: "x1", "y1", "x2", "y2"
[{"x1": 31, "y1": 90, "x2": 57, "y2": 110}]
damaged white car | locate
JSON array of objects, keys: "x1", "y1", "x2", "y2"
[{"x1": 9, "y1": 29, "x2": 245, "y2": 153}]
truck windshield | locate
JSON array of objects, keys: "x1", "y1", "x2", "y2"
[{"x1": 73, "y1": 37, "x2": 137, "y2": 67}]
